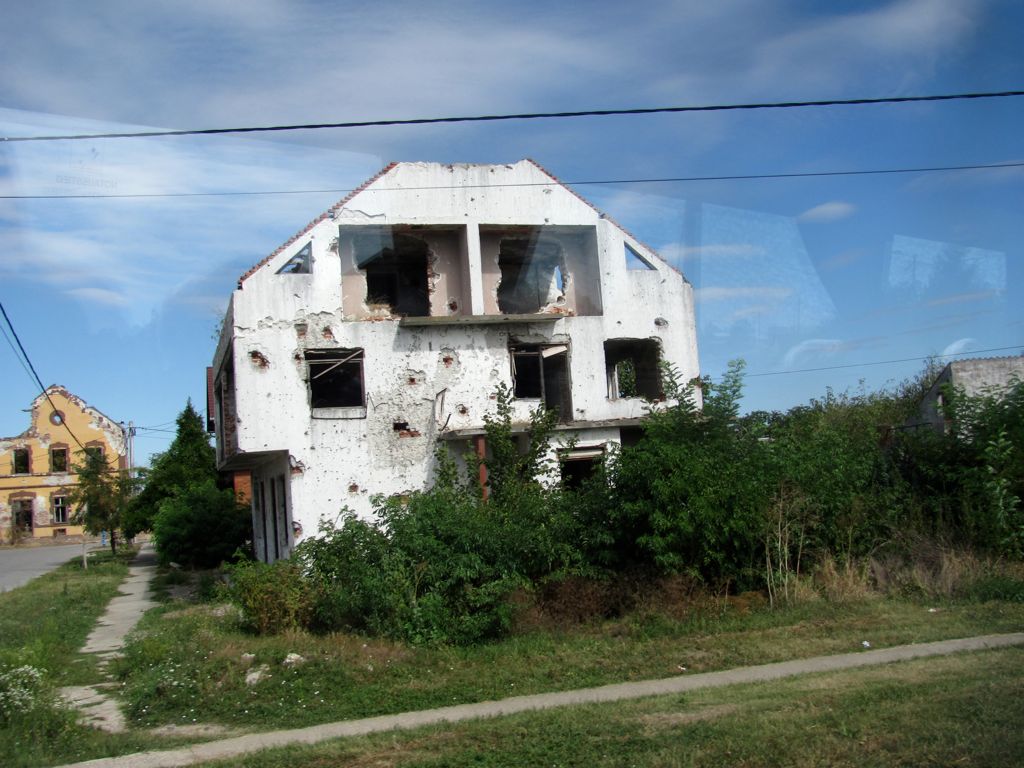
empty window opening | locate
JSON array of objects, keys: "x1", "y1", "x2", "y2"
[
  {"x1": 52, "y1": 496, "x2": 68, "y2": 524},
  {"x1": 511, "y1": 344, "x2": 572, "y2": 421},
  {"x1": 392, "y1": 421, "x2": 409, "y2": 431},
  {"x1": 561, "y1": 454, "x2": 598, "y2": 489},
  {"x1": 625, "y1": 242, "x2": 657, "y2": 271},
  {"x1": 84, "y1": 445, "x2": 105, "y2": 462},
  {"x1": 306, "y1": 348, "x2": 365, "y2": 408},
  {"x1": 12, "y1": 448, "x2": 30, "y2": 474},
  {"x1": 497, "y1": 237, "x2": 567, "y2": 314},
  {"x1": 277, "y1": 242, "x2": 312, "y2": 274},
  {"x1": 13, "y1": 499, "x2": 33, "y2": 532},
  {"x1": 355, "y1": 232, "x2": 430, "y2": 316},
  {"x1": 51, "y1": 447, "x2": 68, "y2": 473},
  {"x1": 605, "y1": 339, "x2": 662, "y2": 399},
  {"x1": 619, "y1": 426, "x2": 645, "y2": 448}
]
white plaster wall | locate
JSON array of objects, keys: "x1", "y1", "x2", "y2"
[{"x1": 219, "y1": 161, "x2": 701, "y2": 547}]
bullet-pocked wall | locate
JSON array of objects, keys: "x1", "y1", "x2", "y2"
[{"x1": 213, "y1": 161, "x2": 699, "y2": 561}]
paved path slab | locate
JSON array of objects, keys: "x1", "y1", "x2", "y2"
[
  {"x1": 59, "y1": 545, "x2": 158, "y2": 734},
  {"x1": 58, "y1": 684, "x2": 127, "y2": 733},
  {"x1": 53, "y1": 631, "x2": 1024, "y2": 768},
  {"x1": 81, "y1": 544, "x2": 158, "y2": 660}
]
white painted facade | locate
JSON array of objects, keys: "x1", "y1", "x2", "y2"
[{"x1": 212, "y1": 160, "x2": 700, "y2": 562}]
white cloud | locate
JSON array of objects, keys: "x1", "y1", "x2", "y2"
[
  {"x1": 797, "y1": 201, "x2": 856, "y2": 223},
  {"x1": 64, "y1": 287, "x2": 130, "y2": 307},
  {"x1": 696, "y1": 286, "x2": 793, "y2": 302},
  {"x1": 749, "y1": 0, "x2": 979, "y2": 92},
  {"x1": 782, "y1": 338, "x2": 845, "y2": 368},
  {"x1": 664, "y1": 243, "x2": 766, "y2": 261}
]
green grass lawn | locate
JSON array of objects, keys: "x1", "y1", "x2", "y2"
[
  {"x1": 113, "y1": 589, "x2": 1024, "y2": 732},
  {"x1": 193, "y1": 645, "x2": 1024, "y2": 768},
  {"x1": 4, "y1": 555, "x2": 1023, "y2": 768},
  {"x1": 0, "y1": 548, "x2": 205, "y2": 768},
  {"x1": 0, "y1": 548, "x2": 131, "y2": 682}
]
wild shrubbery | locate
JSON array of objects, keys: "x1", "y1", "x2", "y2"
[
  {"x1": 134, "y1": 402, "x2": 252, "y2": 568},
  {"x1": 229, "y1": 363, "x2": 1024, "y2": 644}
]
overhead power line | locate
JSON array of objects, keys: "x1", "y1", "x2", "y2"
[
  {"x1": 2, "y1": 160, "x2": 1022, "y2": 201},
  {"x1": 0, "y1": 300, "x2": 121, "y2": 467},
  {"x1": 3, "y1": 90, "x2": 1023, "y2": 143},
  {"x1": 746, "y1": 344, "x2": 1022, "y2": 378}
]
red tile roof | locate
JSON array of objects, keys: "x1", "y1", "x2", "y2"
[
  {"x1": 237, "y1": 162, "x2": 399, "y2": 288},
  {"x1": 237, "y1": 159, "x2": 686, "y2": 287}
]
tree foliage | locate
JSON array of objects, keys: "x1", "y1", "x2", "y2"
[
  {"x1": 230, "y1": 362, "x2": 1024, "y2": 643},
  {"x1": 128, "y1": 400, "x2": 251, "y2": 567},
  {"x1": 68, "y1": 450, "x2": 134, "y2": 555},
  {"x1": 125, "y1": 401, "x2": 218, "y2": 538}
]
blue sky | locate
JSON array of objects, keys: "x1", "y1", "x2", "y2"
[{"x1": 1, "y1": 0, "x2": 1021, "y2": 464}]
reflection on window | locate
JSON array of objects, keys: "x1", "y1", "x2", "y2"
[
  {"x1": 306, "y1": 348, "x2": 365, "y2": 408},
  {"x1": 277, "y1": 243, "x2": 312, "y2": 274}
]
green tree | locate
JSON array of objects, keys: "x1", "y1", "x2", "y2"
[
  {"x1": 68, "y1": 450, "x2": 134, "y2": 555},
  {"x1": 124, "y1": 401, "x2": 217, "y2": 537},
  {"x1": 152, "y1": 479, "x2": 252, "y2": 568}
]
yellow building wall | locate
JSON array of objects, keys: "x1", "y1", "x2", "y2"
[{"x1": 0, "y1": 387, "x2": 126, "y2": 543}]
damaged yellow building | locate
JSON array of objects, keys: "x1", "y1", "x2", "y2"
[{"x1": 0, "y1": 386, "x2": 126, "y2": 543}]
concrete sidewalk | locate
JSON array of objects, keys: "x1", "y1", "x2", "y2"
[
  {"x1": 56, "y1": 631, "x2": 1024, "y2": 768},
  {"x1": 59, "y1": 544, "x2": 159, "y2": 734},
  {"x1": 81, "y1": 543, "x2": 159, "y2": 659}
]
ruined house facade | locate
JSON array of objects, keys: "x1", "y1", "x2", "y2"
[
  {"x1": 212, "y1": 160, "x2": 699, "y2": 562},
  {"x1": 0, "y1": 387, "x2": 126, "y2": 543},
  {"x1": 917, "y1": 355, "x2": 1024, "y2": 432}
]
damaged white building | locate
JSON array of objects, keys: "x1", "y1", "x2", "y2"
[{"x1": 211, "y1": 160, "x2": 699, "y2": 562}]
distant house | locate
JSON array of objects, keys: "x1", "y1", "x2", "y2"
[
  {"x1": 0, "y1": 387, "x2": 126, "y2": 543},
  {"x1": 211, "y1": 160, "x2": 700, "y2": 563},
  {"x1": 917, "y1": 355, "x2": 1024, "y2": 432}
]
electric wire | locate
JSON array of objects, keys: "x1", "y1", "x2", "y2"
[
  {"x1": 2, "y1": 160, "x2": 1022, "y2": 200},
  {"x1": 3, "y1": 90, "x2": 1023, "y2": 143},
  {"x1": 0, "y1": 320, "x2": 36, "y2": 384},
  {"x1": 745, "y1": 344, "x2": 1023, "y2": 378},
  {"x1": 0, "y1": 300, "x2": 122, "y2": 467}
]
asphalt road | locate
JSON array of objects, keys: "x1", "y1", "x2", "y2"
[{"x1": 0, "y1": 543, "x2": 96, "y2": 592}]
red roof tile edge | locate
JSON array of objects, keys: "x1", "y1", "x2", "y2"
[
  {"x1": 236, "y1": 162, "x2": 399, "y2": 288},
  {"x1": 523, "y1": 158, "x2": 687, "y2": 281},
  {"x1": 237, "y1": 159, "x2": 689, "y2": 288}
]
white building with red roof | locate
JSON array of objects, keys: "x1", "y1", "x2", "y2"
[{"x1": 211, "y1": 160, "x2": 699, "y2": 562}]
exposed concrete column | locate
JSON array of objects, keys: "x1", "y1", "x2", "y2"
[{"x1": 465, "y1": 222, "x2": 486, "y2": 315}]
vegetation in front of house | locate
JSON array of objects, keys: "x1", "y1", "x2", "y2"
[
  {"x1": 186, "y1": 645, "x2": 1024, "y2": 768},
  {"x1": 114, "y1": 570, "x2": 1024, "y2": 732},
  {"x1": 127, "y1": 401, "x2": 251, "y2": 568},
  {"x1": 68, "y1": 450, "x2": 135, "y2": 555},
  {"x1": 226, "y1": 362, "x2": 1024, "y2": 645},
  {"x1": 0, "y1": 550, "x2": 197, "y2": 768}
]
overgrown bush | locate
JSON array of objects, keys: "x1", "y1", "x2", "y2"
[
  {"x1": 293, "y1": 387, "x2": 580, "y2": 645},
  {"x1": 226, "y1": 559, "x2": 311, "y2": 634},
  {"x1": 152, "y1": 479, "x2": 251, "y2": 568},
  {"x1": 611, "y1": 361, "x2": 774, "y2": 586},
  {"x1": 225, "y1": 363, "x2": 1024, "y2": 644}
]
